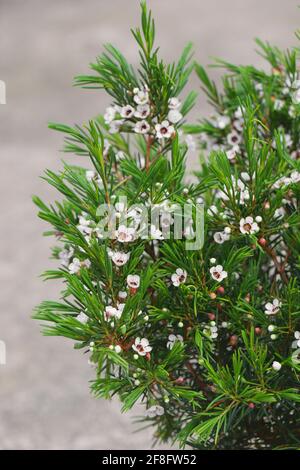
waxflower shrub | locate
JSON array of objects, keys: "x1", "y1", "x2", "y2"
[{"x1": 34, "y1": 3, "x2": 300, "y2": 450}]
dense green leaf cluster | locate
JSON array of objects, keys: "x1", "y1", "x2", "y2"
[{"x1": 34, "y1": 2, "x2": 300, "y2": 449}]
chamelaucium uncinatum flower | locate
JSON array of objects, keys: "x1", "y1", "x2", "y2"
[{"x1": 33, "y1": 2, "x2": 300, "y2": 450}]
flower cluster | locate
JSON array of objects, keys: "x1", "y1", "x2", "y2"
[
  {"x1": 104, "y1": 86, "x2": 182, "y2": 145},
  {"x1": 34, "y1": 3, "x2": 300, "y2": 451}
]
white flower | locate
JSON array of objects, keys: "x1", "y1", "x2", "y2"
[
  {"x1": 77, "y1": 215, "x2": 93, "y2": 235},
  {"x1": 68, "y1": 258, "x2": 81, "y2": 274},
  {"x1": 167, "y1": 334, "x2": 183, "y2": 349},
  {"x1": 155, "y1": 120, "x2": 174, "y2": 139},
  {"x1": 171, "y1": 268, "x2": 187, "y2": 287},
  {"x1": 210, "y1": 265, "x2": 228, "y2": 282},
  {"x1": 104, "y1": 306, "x2": 119, "y2": 321},
  {"x1": 110, "y1": 251, "x2": 130, "y2": 266},
  {"x1": 134, "y1": 104, "x2": 150, "y2": 119},
  {"x1": 290, "y1": 170, "x2": 300, "y2": 184},
  {"x1": 160, "y1": 211, "x2": 174, "y2": 228},
  {"x1": 213, "y1": 231, "x2": 230, "y2": 244},
  {"x1": 292, "y1": 331, "x2": 300, "y2": 349},
  {"x1": 210, "y1": 258, "x2": 216, "y2": 264},
  {"x1": 239, "y1": 216, "x2": 260, "y2": 235},
  {"x1": 233, "y1": 119, "x2": 243, "y2": 132},
  {"x1": 234, "y1": 106, "x2": 244, "y2": 119},
  {"x1": 127, "y1": 274, "x2": 140, "y2": 289},
  {"x1": 76, "y1": 312, "x2": 89, "y2": 324},
  {"x1": 150, "y1": 224, "x2": 164, "y2": 240},
  {"x1": 104, "y1": 106, "x2": 116, "y2": 124},
  {"x1": 264, "y1": 298, "x2": 281, "y2": 315},
  {"x1": 115, "y1": 225, "x2": 136, "y2": 243},
  {"x1": 118, "y1": 291, "x2": 127, "y2": 300},
  {"x1": 226, "y1": 147, "x2": 239, "y2": 161},
  {"x1": 274, "y1": 207, "x2": 285, "y2": 219},
  {"x1": 134, "y1": 120, "x2": 150, "y2": 134},
  {"x1": 82, "y1": 259, "x2": 91, "y2": 269},
  {"x1": 272, "y1": 361, "x2": 282, "y2": 371},
  {"x1": 168, "y1": 109, "x2": 182, "y2": 124},
  {"x1": 59, "y1": 247, "x2": 74, "y2": 267},
  {"x1": 133, "y1": 89, "x2": 149, "y2": 105},
  {"x1": 109, "y1": 119, "x2": 124, "y2": 134},
  {"x1": 216, "y1": 114, "x2": 230, "y2": 129},
  {"x1": 204, "y1": 324, "x2": 218, "y2": 339},
  {"x1": 145, "y1": 405, "x2": 164, "y2": 417},
  {"x1": 241, "y1": 172, "x2": 251, "y2": 182},
  {"x1": 120, "y1": 105, "x2": 135, "y2": 119},
  {"x1": 132, "y1": 337, "x2": 152, "y2": 356},
  {"x1": 208, "y1": 206, "x2": 219, "y2": 218},
  {"x1": 168, "y1": 97, "x2": 181, "y2": 109},
  {"x1": 274, "y1": 99, "x2": 284, "y2": 111},
  {"x1": 227, "y1": 131, "x2": 241, "y2": 147},
  {"x1": 292, "y1": 349, "x2": 300, "y2": 364}
]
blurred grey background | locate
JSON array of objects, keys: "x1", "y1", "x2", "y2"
[{"x1": 0, "y1": 0, "x2": 298, "y2": 450}]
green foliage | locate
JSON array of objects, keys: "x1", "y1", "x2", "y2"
[{"x1": 34, "y1": 2, "x2": 300, "y2": 450}]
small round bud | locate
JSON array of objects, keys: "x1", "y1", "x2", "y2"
[
  {"x1": 255, "y1": 327, "x2": 262, "y2": 335},
  {"x1": 208, "y1": 313, "x2": 215, "y2": 321},
  {"x1": 144, "y1": 315, "x2": 149, "y2": 321},
  {"x1": 175, "y1": 377, "x2": 185, "y2": 385},
  {"x1": 217, "y1": 286, "x2": 225, "y2": 295},
  {"x1": 258, "y1": 238, "x2": 267, "y2": 247},
  {"x1": 263, "y1": 201, "x2": 270, "y2": 210},
  {"x1": 115, "y1": 345, "x2": 122, "y2": 354},
  {"x1": 133, "y1": 373, "x2": 137, "y2": 378},
  {"x1": 164, "y1": 396, "x2": 170, "y2": 403},
  {"x1": 221, "y1": 321, "x2": 228, "y2": 328},
  {"x1": 108, "y1": 344, "x2": 114, "y2": 350},
  {"x1": 268, "y1": 325, "x2": 275, "y2": 332},
  {"x1": 248, "y1": 402, "x2": 255, "y2": 409},
  {"x1": 209, "y1": 292, "x2": 217, "y2": 300},
  {"x1": 182, "y1": 188, "x2": 189, "y2": 195},
  {"x1": 229, "y1": 335, "x2": 238, "y2": 347},
  {"x1": 272, "y1": 361, "x2": 282, "y2": 371},
  {"x1": 133, "y1": 354, "x2": 139, "y2": 360},
  {"x1": 89, "y1": 341, "x2": 95, "y2": 347},
  {"x1": 270, "y1": 334, "x2": 277, "y2": 340},
  {"x1": 178, "y1": 321, "x2": 184, "y2": 328},
  {"x1": 134, "y1": 379, "x2": 141, "y2": 386},
  {"x1": 224, "y1": 227, "x2": 231, "y2": 234},
  {"x1": 255, "y1": 216, "x2": 262, "y2": 223},
  {"x1": 210, "y1": 258, "x2": 216, "y2": 264},
  {"x1": 210, "y1": 321, "x2": 216, "y2": 326},
  {"x1": 145, "y1": 352, "x2": 151, "y2": 361}
]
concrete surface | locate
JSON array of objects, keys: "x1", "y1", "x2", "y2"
[{"x1": 0, "y1": 0, "x2": 299, "y2": 450}]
